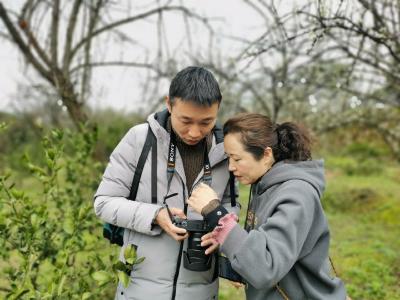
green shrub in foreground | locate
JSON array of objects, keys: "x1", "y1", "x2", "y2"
[{"x1": 0, "y1": 127, "x2": 118, "y2": 299}]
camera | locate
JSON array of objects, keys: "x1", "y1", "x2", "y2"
[{"x1": 173, "y1": 217, "x2": 213, "y2": 272}]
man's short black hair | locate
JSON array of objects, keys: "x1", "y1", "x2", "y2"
[{"x1": 169, "y1": 66, "x2": 222, "y2": 106}]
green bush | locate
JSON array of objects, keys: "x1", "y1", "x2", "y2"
[
  {"x1": 91, "y1": 110, "x2": 145, "y2": 161},
  {"x1": 326, "y1": 156, "x2": 383, "y2": 176},
  {"x1": 344, "y1": 142, "x2": 384, "y2": 158},
  {"x1": 0, "y1": 116, "x2": 43, "y2": 175},
  {"x1": 0, "y1": 127, "x2": 119, "y2": 299},
  {"x1": 322, "y1": 187, "x2": 378, "y2": 212}
]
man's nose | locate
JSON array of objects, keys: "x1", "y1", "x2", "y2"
[{"x1": 188, "y1": 125, "x2": 201, "y2": 138}]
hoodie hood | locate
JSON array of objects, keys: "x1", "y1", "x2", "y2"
[{"x1": 256, "y1": 160, "x2": 325, "y2": 198}]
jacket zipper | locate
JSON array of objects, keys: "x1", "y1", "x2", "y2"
[{"x1": 171, "y1": 181, "x2": 187, "y2": 300}]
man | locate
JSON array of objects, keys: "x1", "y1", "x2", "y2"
[{"x1": 94, "y1": 66, "x2": 240, "y2": 300}]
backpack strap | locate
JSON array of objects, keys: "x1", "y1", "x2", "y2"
[
  {"x1": 151, "y1": 130, "x2": 158, "y2": 204},
  {"x1": 128, "y1": 124, "x2": 157, "y2": 203},
  {"x1": 213, "y1": 123, "x2": 224, "y2": 144}
]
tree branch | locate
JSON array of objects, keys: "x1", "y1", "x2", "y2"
[
  {"x1": 0, "y1": 2, "x2": 52, "y2": 82},
  {"x1": 70, "y1": 61, "x2": 169, "y2": 77},
  {"x1": 50, "y1": 0, "x2": 60, "y2": 69},
  {"x1": 79, "y1": 0, "x2": 104, "y2": 104},
  {"x1": 69, "y1": 6, "x2": 212, "y2": 61},
  {"x1": 62, "y1": 0, "x2": 82, "y2": 73}
]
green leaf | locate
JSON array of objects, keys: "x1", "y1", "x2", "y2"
[
  {"x1": 78, "y1": 205, "x2": 90, "y2": 220},
  {"x1": 113, "y1": 261, "x2": 127, "y2": 272},
  {"x1": 11, "y1": 189, "x2": 24, "y2": 199},
  {"x1": 123, "y1": 245, "x2": 136, "y2": 265},
  {"x1": 30, "y1": 214, "x2": 39, "y2": 229},
  {"x1": 46, "y1": 158, "x2": 54, "y2": 169},
  {"x1": 0, "y1": 122, "x2": 7, "y2": 131},
  {"x1": 63, "y1": 217, "x2": 75, "y2": 235},
  {"x1": 47, "y1": 149, "x2": 56, "y2": 160},
  {"x1": 57, "y1": 275, "x2": 66, "y2": 296},
  {"x1": 27, "y1": 163, "x2": 47, "y2": 176},
  {"x1": 134, "y1": 257, "x2": 145, "y2": 265},
  {"x1": 117, "y1": 270, "x2": 130, "y2": 288},
  {"x1": 92, "y1": 271, "x2": 112, "y2": 286},
  {"x1": 51, "y1": 129, "x2": 64, "y2": 140},
  {"x1": 82, "y1": 292, "x2": 92, "y2": 300}
]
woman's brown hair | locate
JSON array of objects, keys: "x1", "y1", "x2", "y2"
[{"x1": 223, "y1": 113, "x2": 312, "y2": 162}]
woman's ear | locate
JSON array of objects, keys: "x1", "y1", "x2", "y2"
[{"x1": 263, "y1": 147, "x2": 275, "y2": 167}]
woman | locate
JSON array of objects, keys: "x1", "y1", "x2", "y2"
[{"x1": 187, "y1": 113, "x2": 348, "y2": 300}]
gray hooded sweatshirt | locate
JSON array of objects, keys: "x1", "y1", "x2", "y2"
[
  {"x1": 220, "y1": 160, "x2": 347, "y2": 300},
  {"x1": 94, "y1": 110, "x2": 239, "y2": 300}
]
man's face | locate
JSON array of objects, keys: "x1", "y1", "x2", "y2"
[{"x1": 167, "y1": 97, "x2": 219, "y2": 145}]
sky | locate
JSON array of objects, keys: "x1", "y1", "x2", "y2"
[{"x1": 0, "y1": 0, "x2": 299, "y2": 113}]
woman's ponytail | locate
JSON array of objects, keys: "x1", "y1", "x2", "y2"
[{"x1": 272, "y1": 122, "x2": 312, "y2": 162}]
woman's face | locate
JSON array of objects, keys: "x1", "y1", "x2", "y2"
[{"x1": 224, "y1": 133, "x2": 273, "y2": 185}]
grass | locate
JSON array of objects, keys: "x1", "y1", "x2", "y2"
[{"x1": 324, "y1": 161, "x2": 400, "y2": 300}]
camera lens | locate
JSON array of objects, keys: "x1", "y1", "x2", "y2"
[{"x1": 180, "y1": 220, "x2": 213, "y2": 271}]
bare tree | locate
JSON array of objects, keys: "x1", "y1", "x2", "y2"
[
  {"x1": 292, "y1": 0, "x2": 400, "y2": 157},
  {"x1": 194, "y1": 0, "x2": 347, "y2": 124},
  {"x1": 0, "y1": 1, "x2": 214, "y2": 129},
  {"x1": 213, "y1": 0, "x2": 400, "y2": 158},
  {"x1": 295, "y1": 0, "x2": 400, "y2": 105}
]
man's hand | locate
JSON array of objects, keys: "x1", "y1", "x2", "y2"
[
  {"x1": 229, "y1": 281, "x2": 245, "y2": 289},
  {"x1": 155, "y1": 207, "x2": 189, "y2": 241},
  {"x1": 187, "y1": 182, "x2": 219, "y2": 214}
]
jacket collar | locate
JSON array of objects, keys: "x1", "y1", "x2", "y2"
[{"x1": 148, "y1": 109, "x2": 226, "y2": 167}]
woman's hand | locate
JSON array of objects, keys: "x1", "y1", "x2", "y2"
[
  {"x1": 200, "y1": 232, "x2": 219, "y2": 255},
  {"x1": 187, "y1": 183, "x2": 219, "y2": 214}
]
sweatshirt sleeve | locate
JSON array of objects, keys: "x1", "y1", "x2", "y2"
[
  {"x1": 94, "y1": 125, "x2": 163, "y2": 236},
  {"x1": 220, "y1": 182, "x2": 317, "y2": 289}
]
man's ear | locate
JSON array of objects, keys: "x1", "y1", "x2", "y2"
[{"x1": 165, "y1": 96, "x2": 172, "y2": 113}]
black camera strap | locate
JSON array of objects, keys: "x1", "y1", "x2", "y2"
[{"x1": 166, "y1": 130, "x2": 211, "y2": 196}]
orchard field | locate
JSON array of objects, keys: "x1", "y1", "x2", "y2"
[{"x1": 0, "y1": 117, "x2": 399, "y2": 300}]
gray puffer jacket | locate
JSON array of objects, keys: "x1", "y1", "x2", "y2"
[
  {"x1": 94, "y1": 110, "x2": 239, "y2": 300},
  {"x1": 220, "y1": 160, "x2": 347, "y2": 300}
]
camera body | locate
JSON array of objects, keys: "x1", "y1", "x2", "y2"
[
  {"x1": 173, "y1": 217, "x2": 213, "y2": 272},
  {"x1": 173, "y1": 217, "x2": 212, "y2": 233}
]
